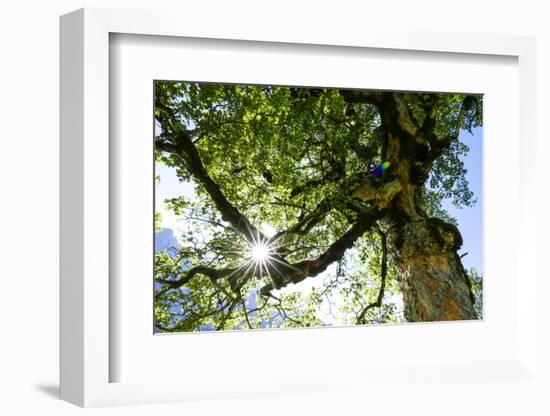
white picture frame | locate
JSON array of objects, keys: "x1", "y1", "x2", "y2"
[
  {"x1": 111, "y1": 32, "x2": 517, "y2": 385},
  {"x1": 60, "y1": 7, "x2": 538, "y2": 408}
]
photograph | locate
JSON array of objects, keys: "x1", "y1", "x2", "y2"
[{"x1": 153, "y1": 81, "x2": 483, "y2": 332}]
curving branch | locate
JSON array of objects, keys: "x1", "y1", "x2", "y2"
[
  {"x1": 155, "y1": 105, "x2": 267, "y2": 245},
  {"x1": 155, "y1": 264, "x2": 241, "y2": 298}
]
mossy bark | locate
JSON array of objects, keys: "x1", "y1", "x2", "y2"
[{"x1": 392, "y1": 217, "x2": 477, "y2": 322}]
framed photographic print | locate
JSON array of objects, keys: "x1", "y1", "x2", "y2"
[{"x1": 60, "y1": 7, "x2": 538, "y2": 408}]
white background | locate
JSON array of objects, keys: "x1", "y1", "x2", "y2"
[{"x1": 1, "y1": 1, "x2": 549, "y2": 415}]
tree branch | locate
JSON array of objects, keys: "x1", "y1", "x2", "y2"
[
  {"x1": 155, "y1": 264, "x2": 240, "y2": 298},
  {"x1": 259, "y1": 208, "x2": 383, "y2": 296},
  {"x1": 174, "y1": 130, "x2": 265, "y2": 241},
  {"x1": 412, "y1": 95, "x2": 476, "y2": 185},
  {"x1": 338, "y1": 89, "x2": 383, "y2": 107},
  {"x1": 155, "y1": 101, "x2": 266, "y2": 244},
  {"x1": 426, "y1": 95, "x2": 476, "y2": 159}
]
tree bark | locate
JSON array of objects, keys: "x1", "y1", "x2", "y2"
[{"x1": 391, "y1": 217, "x2": 477, "y2": 321}]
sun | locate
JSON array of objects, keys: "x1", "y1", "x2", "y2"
[{"x1": 251, "y1": 242, "x2": 270, "y2": 263}]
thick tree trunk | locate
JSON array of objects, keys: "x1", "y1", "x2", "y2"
[
  {"x1": 391, "y1": 217, "x2": 477, "y2": 322},
  {"x1": 339, "y1": 91, "x2": 479, "y2": 322}
]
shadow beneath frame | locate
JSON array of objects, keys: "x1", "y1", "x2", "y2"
[{"x1": 34, "y1": 383, "x2": 59, "y2": 399}]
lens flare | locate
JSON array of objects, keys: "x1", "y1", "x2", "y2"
[{"x1": 251, "y1": 242, "x2": 270, "y2": 262}]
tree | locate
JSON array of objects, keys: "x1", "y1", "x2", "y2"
[{"x1": 154, "y1": 82, "x2": 483, "y2": 332}]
